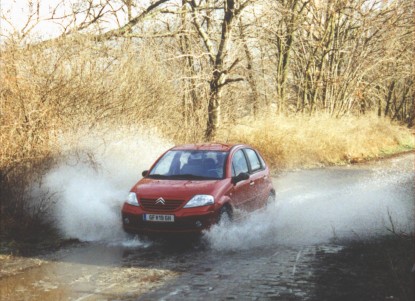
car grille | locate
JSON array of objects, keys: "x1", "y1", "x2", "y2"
[{"x1": 140, "y1": 199, "x2": 184, "y2": 212}]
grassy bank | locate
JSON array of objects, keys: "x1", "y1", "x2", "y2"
[{"x1": 218, "y1": 114, "x2": 414, "y2": 170}]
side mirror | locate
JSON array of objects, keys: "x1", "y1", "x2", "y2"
[
  {"x1": 231, "y1": 172, "x2": 249, "y2": 185},
  {"x1": 142, "y1": 170, "x2": 149, "y2": 177}
]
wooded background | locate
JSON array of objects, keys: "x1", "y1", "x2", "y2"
[{"x1": 1, "y1": 0, "x2": 413, "y2": 140}]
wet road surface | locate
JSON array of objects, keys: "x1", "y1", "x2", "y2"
[{"x1": 0, "y1": 153, "x2": 413, "y2": 300}]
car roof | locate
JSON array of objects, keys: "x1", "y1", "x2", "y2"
[{"x1": 171, "y1": 143, "x2": 241, "y2": 152}]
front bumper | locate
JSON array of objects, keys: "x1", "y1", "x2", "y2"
[{"x1": 121, "y1": 203, "x2": 218, "y2": 234}]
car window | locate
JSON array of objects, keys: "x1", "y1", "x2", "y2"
[
  {"x1": 245, "y1": 148, "x2": 262, "y2": 172},
  {"x1": 149, "y1": 150, "x2": 227, "y2": 179},
  {"x1": 257, "y1": 152, "x2": 266, "y2": 168},
  {"x1": 231, "y1": 150, "x2": 249, "y2": 177},
  {"x1": 150, "y1": 151, "x2": 177, "y2": 175}
]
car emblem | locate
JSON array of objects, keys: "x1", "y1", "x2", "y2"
[{"x1": 155, "y1": 197, "x2": 166, "y2": 205}]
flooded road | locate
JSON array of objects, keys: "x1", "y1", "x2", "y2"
[{"x1": 0, "y1": 153, "x2": 413, "y2": 301}]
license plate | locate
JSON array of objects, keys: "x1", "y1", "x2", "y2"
[{"x1": 143, "y1": 214, "x2": 175, "y2": 222}]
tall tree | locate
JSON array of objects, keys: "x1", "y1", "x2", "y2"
[{"x1": 189, "y1": 0, "x2": 253, "y2": 140}]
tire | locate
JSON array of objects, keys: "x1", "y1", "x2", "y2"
[{"x1": 218, "y1": 206, "x2": 232, "y2": 226}]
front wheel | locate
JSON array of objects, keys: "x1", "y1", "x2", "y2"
[{"x1": 217, "y1": 206, "x2": 232, "y2": 226}]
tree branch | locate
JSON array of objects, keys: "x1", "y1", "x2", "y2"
[
  {"x1": 94, "y1": 0, "x2": 170, "y2": 41},
  {"x1": 189, "y1": 0, "x2": 216, "y2": 64}
]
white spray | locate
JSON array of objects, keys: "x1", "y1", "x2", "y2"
[
  {"x1": 205, "y1": 155, "x2": 414, "y2": 250},
  {"x1": 43, "y1": 127, "x2": 172, "y2": 242}
]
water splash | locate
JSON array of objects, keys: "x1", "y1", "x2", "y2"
[
  {"x1": 43, "y1": 127, "x2": 172, "y2": 242},
  {"x1": 205, "y1": 156, "x2": 414, "y2": 251}
]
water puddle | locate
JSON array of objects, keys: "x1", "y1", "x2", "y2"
[{"x1": 0, "y1": 242, "x2": 176, "y2": 301}]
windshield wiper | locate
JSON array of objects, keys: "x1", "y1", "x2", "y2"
[
  {"x1": 147, "y1": 174, "x2": 169, "y2": 179},
  {"x1": 169, "y1": 174, "x2": 214, "y2": 180}
]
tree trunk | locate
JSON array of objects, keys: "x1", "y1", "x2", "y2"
[
  {"x1": 205, "y1": 71, "x2": 224, "y2": 140},
  {"x1": 239, "y1": 19, "x2": 259, "y2": 116}
]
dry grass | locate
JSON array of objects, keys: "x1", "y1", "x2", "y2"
[{"x1": 218, "y1": 113, "x2": 414, "y2": 170}]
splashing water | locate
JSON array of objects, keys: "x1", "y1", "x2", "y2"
[
  {"x1": 205, "y1": 154, "x2": 414, "y2": 251},
  {"x1": 43, "y1": 127, "x2": 172, "y2": 242}
]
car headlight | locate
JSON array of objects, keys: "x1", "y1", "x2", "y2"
[
  {"x1": 184, "y1": 195, "x2": 214, "y2": 208},
  {"x1": 127, "y1": 192, "x2": 139, "y2": 206}
]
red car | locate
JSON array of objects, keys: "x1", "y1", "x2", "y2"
[{"x1": 121, "y1": 143, "x2": 275, "y2": 235}]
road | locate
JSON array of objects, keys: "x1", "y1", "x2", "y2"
[{"x1": 0, "y1": 153, "x2": 413, "y2": 301}]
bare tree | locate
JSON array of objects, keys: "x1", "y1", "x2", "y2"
[{"x1": 186, "y1": 0, "x2": 254, "y2": 139}]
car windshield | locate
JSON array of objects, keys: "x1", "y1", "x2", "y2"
[{"x1": 148, "y1": 150, "x2": 228, "y2": 180}]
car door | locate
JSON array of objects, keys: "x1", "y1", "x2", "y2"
[
  {"x1": 229, "y1": 149, "x2": 253, "y2": 210},
  {"x1": 243, "y1": 148, "x2": 268, "y2": 210}
]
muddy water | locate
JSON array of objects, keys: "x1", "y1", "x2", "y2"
[
  {"x1": 0, "y1": 153, "x2": 413, "y2": 301},
  {"x1": 0, "y1": 243, "x2": 179, "y2": 300}
]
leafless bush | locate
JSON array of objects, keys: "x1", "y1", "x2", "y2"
[{"x1": 0, "y1": 36, "x2": 186, "y2": 240}]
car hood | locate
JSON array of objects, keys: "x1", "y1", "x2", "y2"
[{"x1": 131, "y1": 178, "x2": 226, "y2": 201}]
